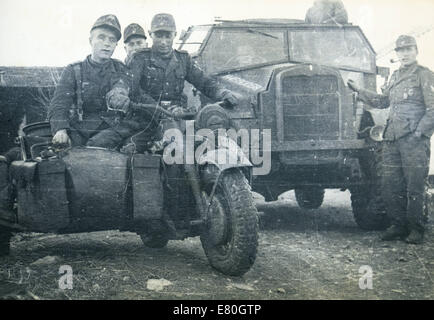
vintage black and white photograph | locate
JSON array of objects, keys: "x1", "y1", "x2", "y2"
[{"x1": 0, "y1": 0, "x2": 433, "y2": 302}]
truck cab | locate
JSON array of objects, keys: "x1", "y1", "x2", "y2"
[{"x1": 180, "y1": 19, "x2": 390, "y2": 230}]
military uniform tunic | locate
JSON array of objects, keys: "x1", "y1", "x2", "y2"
[
  {"x1": 358, "y1": 62, "x2": 434, "y2": 231},
  {"x1": 48, "y1": 55, "x2": 145, "y2": 148},
  {"x1": 128, "y1": 48, "x2": 221, "y2": 108}
]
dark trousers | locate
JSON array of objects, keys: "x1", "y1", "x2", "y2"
[
  {"x1": 70, "y1": 119, "x2": 146, "y2": 149},
  {"x1": 381, "y1": 134, "x2": 430, "y2": 231}
]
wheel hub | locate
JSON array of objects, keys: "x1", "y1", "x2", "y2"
[{"x1": 204, "y1": 194, "x2": 228, "y2": 246}]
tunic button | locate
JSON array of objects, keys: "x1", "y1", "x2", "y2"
[{"x1": 166, "y1": 82, "x2": 170, "y2": 85}]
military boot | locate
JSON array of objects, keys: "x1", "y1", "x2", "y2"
[
  {"x1": 381, "y1": 225, "x2": 409, "y2": 241},
  {"x1": 405, "y1": 229, "x2": 424, "y2": 244}
]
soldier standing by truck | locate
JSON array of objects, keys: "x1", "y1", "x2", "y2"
[{"x1": 348, "y1": 35, "x2": 434, "y2": 244}]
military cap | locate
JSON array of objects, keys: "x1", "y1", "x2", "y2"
[
  {"x1": 123, "y1": 23, "x2": 147, "y2": 43},
  {"x1": 91, "y1": 14, "x2": 122, "y2": 41},
  {"x1": 395, "y1": 35, "x2": 417, "y2": 50},
  {"x1": 150, "y1": 13, "x2": 176, "y2": 33}
]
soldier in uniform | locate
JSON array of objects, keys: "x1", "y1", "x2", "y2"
[
  {"x1": 348, "y1": 35, "x2": 434, "y2": 244},
  {"x1": 127, "y1": 13, "x2": 239, "y2": 117},
  {"x1": 49, "y1": 14, "x2": 146, "y2": 149},
  {"x1": 123, "y1": 23, "x2": 148, "y2": 65}
]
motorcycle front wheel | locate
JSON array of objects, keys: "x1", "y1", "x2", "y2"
[{"x1": 200, "y1": 169, "x2": 259, "y2": 276}]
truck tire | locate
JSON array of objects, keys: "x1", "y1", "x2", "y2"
[
  {"x1": 0, "y1": 226, "x2": 12, "y2": 256},
  {"x1": 352, "y1": 141, "x2": 390, "y2": 230},
  {"x1": 200, "y1": 169, "x2": 259, "y2": 276},
  {"x1": 350, "y1": 186, "x2": 389, "y2": 230},
  {"x1": 295, "y1": 187, "x2": 325, "y2": 209}
]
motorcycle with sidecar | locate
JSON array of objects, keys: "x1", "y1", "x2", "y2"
[{"x1": 0, "y1": 102, "x2": 259, "y2": 276}]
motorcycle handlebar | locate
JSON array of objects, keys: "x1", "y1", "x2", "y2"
[{"x1": 129, "y1": 102, "x2": 197, "y2": 119}]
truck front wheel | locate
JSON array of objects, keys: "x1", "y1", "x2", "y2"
[{"x1": 350, "y1": 186, "x2": 390, "y2": 230}]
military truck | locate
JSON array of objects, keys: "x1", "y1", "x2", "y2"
[{"x1": 178, "y1": 19, "x2": 391, "y2": 230}]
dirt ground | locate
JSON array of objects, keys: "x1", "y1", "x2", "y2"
[{"x1": 0, "y1": 189, "x2": 433, "y2": 300}]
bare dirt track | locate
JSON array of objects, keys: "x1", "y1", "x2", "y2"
[{"x1": 0, "y1": 189, "x2": 433, "y2": 300}]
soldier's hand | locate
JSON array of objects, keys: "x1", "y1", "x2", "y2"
[
  {"x1": 220, "y1": 90, "x2": 239, "y2": 108},
  {"x1": 106, "y1": 88, "x2": 130, "y2": 113},
  {"x1": 347, "y1": 79, "x2": 360, "y2": 92},
  {"x1": 168, "y1": 106, "x2": 185, "y2": 119},
  {"x1": 52, "y1": 129, "x2": 71, "y2": 146}
]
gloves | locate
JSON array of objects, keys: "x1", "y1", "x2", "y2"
[
  {"x1": 347, "y1": 79, "x2": 360, "y2": 92},
  {"x1": 219, "y1": 90, "x2": 239, "y2": 108},
  {"x1": 106, "y1": 87, "x2": 130, "y2": 113},
  {"x1": 52, "y1": 129, "x2": 71, "y2": 146},
  {"x1": 168, "y1": 105, "x2": 185, "y2": 119}
]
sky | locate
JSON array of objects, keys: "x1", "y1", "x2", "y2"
[{"x1": 0, "y1": 0, "x2": 434, "y2": 73}]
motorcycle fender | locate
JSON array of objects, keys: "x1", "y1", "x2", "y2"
[{"x1": 198, "y1": 148, "x2": 252, "y2": 172}]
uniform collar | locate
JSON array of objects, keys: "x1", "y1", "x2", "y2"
[
  {"x1": 399, "y1": 60, "x2": 418, "y2": 71},
  {"x1": 150, "y1": 48, "x2": 178, "y2": 74},
  {"x1": 151, "y1": 46, "x2": 174, "y2": 59},
  {"x1": 86, "y1": 55, "x2": 116, "y2": 73},
  {"x1": 389, "y1": 61, "x2": 419, "y2": 89}
]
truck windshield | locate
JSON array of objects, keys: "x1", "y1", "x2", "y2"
[
  {"x1": 289, "y1": 29, "x2": 375, "y2": 73},
  {"x1": 178, "y1": 26, "x2": 212, "y2": 55},
  {"x1": 201, "y1": 28, "x2": 287, "y2": 73}
]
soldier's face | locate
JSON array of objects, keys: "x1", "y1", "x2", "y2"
[
  {"x1": 150, "y1": 31, "x2": 176, "y2": 55},
  {"x1": 125, "y1": 36, "x2": 147, "y2": 57},
  {"x1": 89, "y1": 27, "x2": 118, "y2": 63},
  {"x1": 396, "y1": 46, "x2": 418, "y2": 67}
]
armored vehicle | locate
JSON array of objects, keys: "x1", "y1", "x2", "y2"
[{"x1": 178, "y1": 19, "x2": 391, "y2": 230}]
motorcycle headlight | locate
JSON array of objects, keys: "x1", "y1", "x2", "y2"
[
  {"x1": 369, "y1": 125, "x2": 385, "y2": 142},
  {"x1": 195, "y1": 104, "x2": 230, "y2": 131}
]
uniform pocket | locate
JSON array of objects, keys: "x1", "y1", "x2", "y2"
[
  {"x1": 144, "y1": 67, "x2": 160, "y2": 90},
  {"x1": 174, "y1": 68, "x2": 186, "y2": 95}
]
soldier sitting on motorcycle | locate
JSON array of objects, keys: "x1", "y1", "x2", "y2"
[
  {"x1": 49, "y1": 14, "x2": 154, "y2": 149},
  {"x1": 1, "y1": 14, "x2": 154, "y2": 211},
  {"x1": 127, "y1": 13, "x2": 239, "y2": 126}
]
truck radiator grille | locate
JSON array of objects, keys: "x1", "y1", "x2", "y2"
[{"x1": 280, "y1": 75, "x2": 340, "y2": 141}]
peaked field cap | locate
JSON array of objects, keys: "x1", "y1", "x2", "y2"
[
  {"x1": 395, "y1": 35, "x2": 417, "y2": 50},
  {"x1": 124, "y1": 23, "x2": 147, "y2": 43},
  {"x1": 91, "y1": 14, "x2": 122, "y2": 41},
  {"x1": 150, "y1": 13, "x2": 176, "y2": 32}
]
